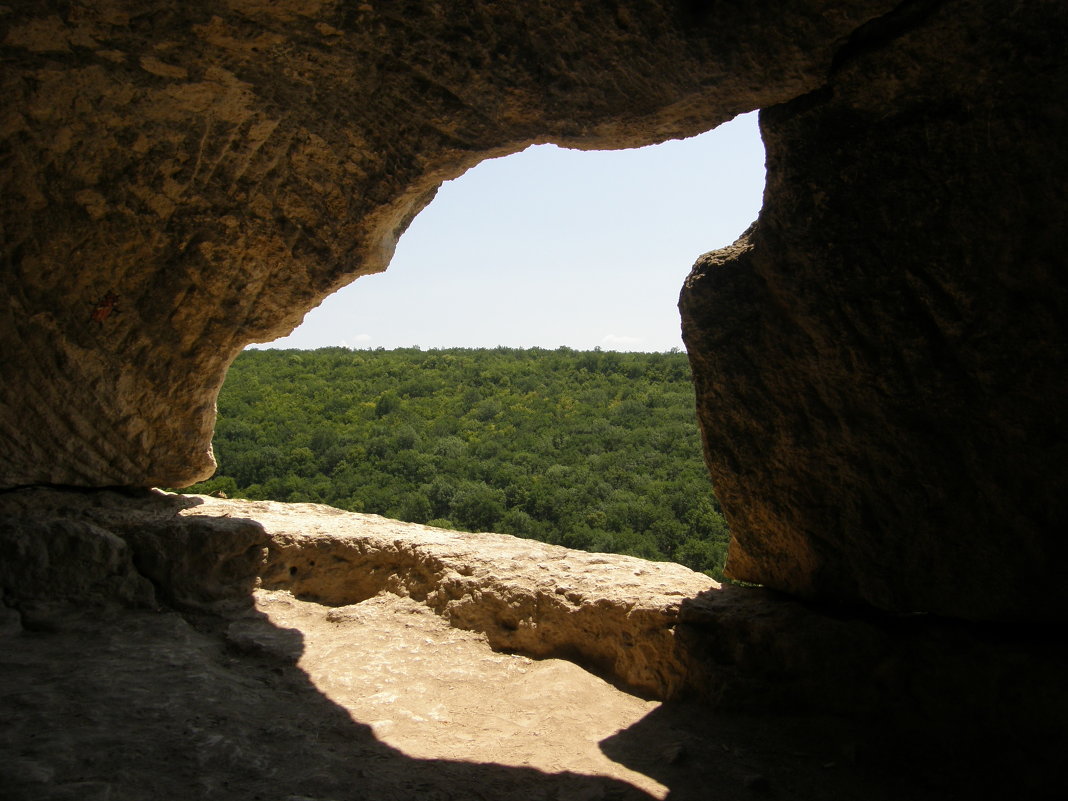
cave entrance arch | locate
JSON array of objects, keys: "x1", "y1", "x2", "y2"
[{"x1": 200, "y1": 114, "x2": 766, "y2": 576}]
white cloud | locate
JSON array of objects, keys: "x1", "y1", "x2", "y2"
[
  {"x1": 600, "y1": 334, "x2": 643, "y2": 347},
  {"x1": 339, "y1": 333, "x2": 373, "y2": 349}
]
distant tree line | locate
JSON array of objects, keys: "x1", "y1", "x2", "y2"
[{"x1": 181, "y1": 346, "x2": 729, "y2": 578}]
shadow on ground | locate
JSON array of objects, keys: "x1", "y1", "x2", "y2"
[
  {"x1": 2, "y1": 489, "x2": 1062, "y2": 800},
  {"x1": 0, "y1": 490, "x2": 649, "y2": 800},
  {"x1": 0, "y1": 578, "x2": 974, "y2": 801},
  {"x1": 3, "y1": 589, "x2": 658, "y2": 800}
]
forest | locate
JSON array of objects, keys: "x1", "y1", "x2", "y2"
[{"x1": 180, "y1": 346, "x2": 730, "y2": 578}]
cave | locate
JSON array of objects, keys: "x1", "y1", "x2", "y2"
[{"x1": 2, "y1": 0, "x2": 1066, "y2": 798}]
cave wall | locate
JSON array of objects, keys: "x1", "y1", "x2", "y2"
[
  {"x1": 680, "y1": 0, "x2": 1068, "y2": 620},
  {"x1": 2, "y1": 0, "x2": 1065, "y2": 621},
  {"x1": 0, "y1": 0, "x2": 882, "y2": 486}
]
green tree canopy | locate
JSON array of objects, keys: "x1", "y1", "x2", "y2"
[{"x1": 180, "y1": 346, "x2": 729, "y2": 578}]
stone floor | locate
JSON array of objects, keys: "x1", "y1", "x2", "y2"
[{"x1": 2, "y1": 588, "x2": 972, "y2": 801}]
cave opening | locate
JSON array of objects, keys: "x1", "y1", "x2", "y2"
[
  {"x1": 186, "y1": 112, "x2": 766, "y2": 579},
  {"x1": 257, "y1": 112, "x2": 765, "y2": 352}
]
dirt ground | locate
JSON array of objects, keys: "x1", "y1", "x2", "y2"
[{"x1": 1, "y1": 587, "x2": 972, "y2": 801}]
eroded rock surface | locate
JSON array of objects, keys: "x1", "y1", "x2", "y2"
[
  {"x1": 1, "y1": 592, "x2": 956, "y2": 801},
  {"x1": 680, "y1": 0, "x2": 1068, "y2": 619},
  {"x1": 250, "y1": 497, "x2": 718, "y2": 698},
  {"x1": 0, "y1": 0, "x2": 890, "y2": 488},
  {"x1": 0, "y1": 486, "x2": 717, "y2": 698}
]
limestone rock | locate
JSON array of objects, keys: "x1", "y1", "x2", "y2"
[
  {"x1": 0, "y1": 486, "x2": 718, "y2": 698},
  {"x1": 118, "y1": 515, "x2": 269, "y2": 611},
  {"x1": 0, "y1": 488, "x2": 266, "y2": 612},
  {"x1": 1, "y1": 487, "x2": 1064, "y2": 794},
  {"x1": 2, "y1": 0, "x2": 1059, "y2": 627},
  {"x1": 680, "y1": 0, "x2": 1068, "y2": 620},
  {"x1": 4, "y1": 0, "x2": 1063, "y2": 627},
  {"x1": 201, "y1": 495, "x2": 720, "y2": 699},
  {"x1": 0, "y1": 0, "x2": 891, "y2": 488},
  {"x1": 1, "y1": 0, "x2": 1066, "y2": 628},
  {"x1": 0, "y1": 588, "x2": 979, "y2": 801},
  {"x1": 0, "y1": 514, "x2": 155, "y2": 611}
]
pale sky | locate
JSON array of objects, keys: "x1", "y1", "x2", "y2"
[{"x1": 255, "y1": 111, "x2": 765, "y2": 352}]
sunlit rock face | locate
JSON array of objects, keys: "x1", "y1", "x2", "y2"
[
  {"x1": 680, "y1": 0, "x2": 1068, "y2": 620},
  {"x1": 1, "y1": 0, "x2": 1065, "y2": 623}
]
